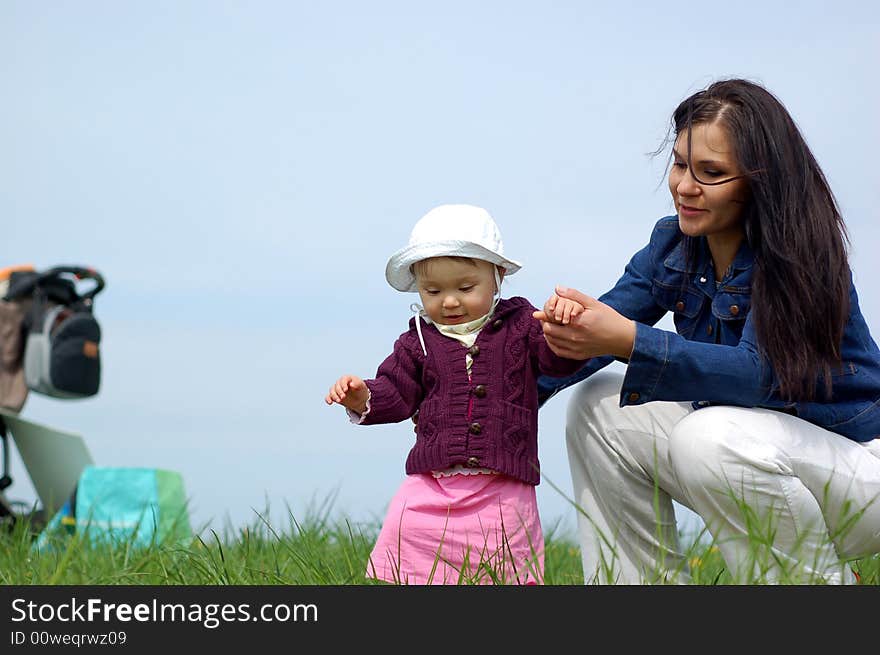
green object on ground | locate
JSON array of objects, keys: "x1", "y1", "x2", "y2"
[{"x1": 36, "y1": 466, "x2": 191, "y2": 550}]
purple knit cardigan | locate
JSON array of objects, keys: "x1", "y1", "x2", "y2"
[{"x1": 359, "y1": 296, "x2": 586, "y2": 485}]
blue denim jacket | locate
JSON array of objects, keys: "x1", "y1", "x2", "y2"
[{"x1": 537, "y1": 215, "x2": 880, "y2": 442}]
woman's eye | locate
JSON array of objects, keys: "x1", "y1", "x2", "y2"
[
  {"x1": 672, "y1": 161, "x2": 686, "y2": 169},
  {"x1": 703, "y1": 169, "x2": 724, "y2": 178}
]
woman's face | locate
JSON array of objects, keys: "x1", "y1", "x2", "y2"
[{"x1": 668, "y1": 121, "x2": 750, "y2": 242}]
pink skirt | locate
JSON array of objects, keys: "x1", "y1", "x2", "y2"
[{"x1": 366, "y1": 472, "x2": 544, "y2": 585}]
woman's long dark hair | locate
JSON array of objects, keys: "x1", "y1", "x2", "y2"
[{"x1": 672, "y1": 79, "x2": 850, "y2": 401}]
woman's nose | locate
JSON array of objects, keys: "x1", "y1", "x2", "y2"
[{"x1": 677, "y1": 168, "x2": 701, "y2": 196}]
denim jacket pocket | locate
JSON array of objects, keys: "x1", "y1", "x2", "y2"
[
  {"x1": 651, "y1": 279, "x2": 703, "y2": 338},
  {"x1": 712, "y1": 291, "x2": 751, "y2": 322}
]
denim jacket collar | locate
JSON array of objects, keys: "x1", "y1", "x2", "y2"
[
  {"x1": 663, "y1": 235, "x2": 754, "y2": 274},
  {"x1": 664, "y1": 235, "x2": 755, "y2": 299}
]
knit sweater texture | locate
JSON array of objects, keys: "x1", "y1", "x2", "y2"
[{"x1": 360, "y1": 296, "x2": 585, "y2": 485}]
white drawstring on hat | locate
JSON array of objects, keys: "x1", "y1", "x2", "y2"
[
  {"x1": 410, "y1": 266, "x2": 504, "y2": 357},
  {"x1": 410, "y1": 302, "x2": 428, "y2": 356}
]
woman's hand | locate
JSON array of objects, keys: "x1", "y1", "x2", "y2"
[{"x1": 533, "y1": 285, "x2": 636, "y2": 360}]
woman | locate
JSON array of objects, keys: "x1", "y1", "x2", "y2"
[{"x1": 534, "y1": 78, "x2": 880, "y2": 584}]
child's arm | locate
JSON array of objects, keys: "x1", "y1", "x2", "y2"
[
  {"x1": 325, "y1": 374, "x2": 370, "y2": 415},
  {"x1": 325, "y1": 331, "x2": 425, "y2": 425}
]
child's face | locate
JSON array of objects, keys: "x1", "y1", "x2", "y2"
[{"x1": 414, "y1": 257, "x2": 497, "y2": 325}]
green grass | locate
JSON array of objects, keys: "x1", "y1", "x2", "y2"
[
  {"x1": 0, "y1": 506, "x2": 582, "y2": 585},
  {"x1": 1, "y1": 501, "x2": 876, "y2": 585}
]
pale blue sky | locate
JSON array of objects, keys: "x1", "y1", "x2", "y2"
[{"x1": 3, "y1": 1, "x2": 878, "y2": 537}]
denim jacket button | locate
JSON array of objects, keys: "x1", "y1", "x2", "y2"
[
  {"x1": 628, "y1": 392, "x2": 640, "y2": 402},
  {"x1": 675, "y1": 301, "x2": 685, "y2": 312},
  {"x1": 730, "y1": 304, "x2": 740, "y2": 316}
]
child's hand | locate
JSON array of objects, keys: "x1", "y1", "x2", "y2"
[
  {"x1": 534, "y1": 293, "x2": 584, "y2": 325},
  {"x1": 325, "y1": 374, "x2": 369, "y2": 414}
]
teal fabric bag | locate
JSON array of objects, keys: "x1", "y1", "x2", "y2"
[{"x1": 36, "y1": 466, "x2": 192, "y2": 550}]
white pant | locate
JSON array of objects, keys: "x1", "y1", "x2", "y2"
[{"x1": 566, "y1": 371, "x2": 880, "y2": 584}]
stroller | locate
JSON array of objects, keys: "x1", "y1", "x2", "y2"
[{"x1": 0, "y1": 264, "x2": 105, "y2": 528}]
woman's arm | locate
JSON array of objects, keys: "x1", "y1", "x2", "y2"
[
  {"x1": 536, "y1": 223, "x2": 673, "y2": 404},
  {"x1": 621, "y1": 316, "x2": 774, "y2": 406},
  {"x1": 543, "y1": 286, "x2": 776, "y2": 407}
]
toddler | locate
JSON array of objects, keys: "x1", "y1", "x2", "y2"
[{"x1": 325, "y1": 204, "x2": 585, "y2": 584}]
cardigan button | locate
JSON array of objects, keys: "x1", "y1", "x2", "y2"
[
  {"x1": 469, "y1": 422, "x2": 482, "y2": 434},
  {"x1": 467, "y1": 344, "x2": 480, "y2": 357},
  {"x1": 730, "y1": 304, "x2": 740, "y2": 316},
  {"x1": 473, "y1": 384, "x2": 487, "y2": 398},
  {"x1": 675, "y1": 300, "x2": 685, "y2": 312},
  {"x1": 627, "y1": 392, "x2": 640, "y2": 403},
  {"x1": 492, "y1": 319, "x2": 503, "y2": 330},
  {"x1": 466, "y1": 456, "x2": 480, "y2": 467}
]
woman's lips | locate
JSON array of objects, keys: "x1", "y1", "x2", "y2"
[{"x1": 679, "y1": 205, "x2": 706, "y2": 218}]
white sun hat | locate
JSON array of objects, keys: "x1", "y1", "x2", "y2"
[{"x1": 385, "y1": 204, "x2": 523, "y2": 292}]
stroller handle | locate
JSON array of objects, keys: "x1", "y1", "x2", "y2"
[{"x1": 39, "y1": 266, "x2": 105, "y2": 300}]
